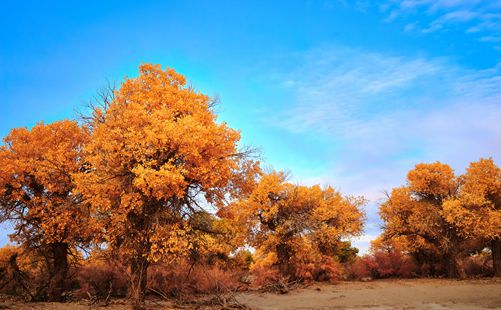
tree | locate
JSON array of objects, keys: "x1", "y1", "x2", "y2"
[
  {"x1": 238, "y1": 172, "x2": 365, "y2": 281},
  {"x1": 74, "y1": 64, "x2": 259, "y2": 309},
  {"x1": 443, "y1": 158, "x2": 501, "y2": 276},
  {"x1": 0, "y1": 120, "x2": 92, "y2": 300},
  {"x1": 380, "y1": 162, "x2": 471, "y2": 278}
]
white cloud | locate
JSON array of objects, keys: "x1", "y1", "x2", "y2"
[
  {"x1": 404, "y1": 23, "x2": 417, "y2": 32},
  {"x1": 374, "y1": 1, "x2": 501, "y2": 45},
  {"x1": 352, "y1": 234, "x2": 379, "y2": 255},
  {"x1": 479, "y1": 36, "x2": 501, "y2": 43},
  {"x1": 262, "y1": 46, "x2": 501, "y2": 249},
  {"x1": 269, "y1": 47, "x2": 500, "y2": 141}
]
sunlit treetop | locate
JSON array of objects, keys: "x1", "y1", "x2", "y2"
[
  {"x1": 74, "y1": 63, "x2": 260, "y2": 262},
  {"x1": 407, "y1": 162, "x2": 457, "y2": 199},
  {"x1": 443, "y1": 158, "x2": 501, "y2": 240}
]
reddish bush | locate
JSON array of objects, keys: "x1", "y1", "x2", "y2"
[
  {"x1": 72, "y1": 257, "x2": 244, "y2": 300},
  {"x1": 295, "y1": 256, "x2": 343, "y2": 283},
  {"x1": 148, "y1": 260, "x2": 242, "y2": 298},
  {"x1": 250, "y1": 265, "x2": 279, "y2": 287},
  {"x1": 373, "y1": 251, "x2": 417, "y2": 278},
  {"x1": 349, "y1": 251, "x2": 417, "y2": 279},
  {"x1": 463, "y1": 253, "x2": 492, "y2": 277},
  {"x1": 73, "y1": 260, "x2": 128, "y2": 300},
  {"x1": 349, "y1": 256, "x2": 373, "y2": 279}
]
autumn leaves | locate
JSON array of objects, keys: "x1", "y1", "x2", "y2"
[
  {"x1": 0, "y1": 64, "x2": 258, "y2": 308},
  {"x1": 0, "y1": 64, "x2": 499, "y2": 309},
  {"x1": 73, "y1": 64, "x2": 260, "y2": 308},
  {"x1": 234, "y1": 172, "x2": 365, "y2": 280},
  {"x1": 380, "y1": 160, "x2": 501, "y2": 278},
  {"x1": 0, "y1": 121, "x2": 93, "y2": 300}
]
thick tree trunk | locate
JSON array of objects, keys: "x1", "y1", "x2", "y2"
[
  {"x1": 492, "y1": 238, "x2": 501, "y2": 277},
  {"x1": 276, "y1": 243, "x2": 293, "y2": 278},
  {"x1": 445, "y1": 251, "x2": 466, "y2": 279},
  {"x1": 128, "y1": 256, "x2": 148, "y2": 310},
  {"x1": 47, "y1": 242, "x2": 69, "y2": 301}
]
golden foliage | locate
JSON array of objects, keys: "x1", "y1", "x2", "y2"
[
  {"x1": 380, "y1": 159, "x2": 501, "y2": 278},
  {"x1": 0, "y1": 120, "x2": 93, "y2": 246},
  {"x1": 443, "y1": 158, "x2": 501, "y2": 240},
  {"x1": 380, "y1": 162, "x2": 461, "y2": 251},
  {"x1": 73, "y1": 64, "x2": 259, "y2": 307},
  {"x1": 239, "y1": 171, "x2": 365, "y2": 279}
]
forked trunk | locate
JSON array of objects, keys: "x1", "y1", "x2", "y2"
[
  {"x1": 47, "y1": 242, "x2": 69, "y2": 301},
  {"x1": 128, "y1": 256, "x2": 149, "y2": 310},
  {"x1": 492, "y1": 238, "x2": 501, "y2": 277}
]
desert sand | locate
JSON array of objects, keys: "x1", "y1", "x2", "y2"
[
  {"x1": 236, "y1": 278, "x2": 501, "y2": 310},
  {"x1": 1, "y1": 279, "x2": 500, "y2": 309}
]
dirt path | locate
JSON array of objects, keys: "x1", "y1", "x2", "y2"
[{"x1": 236, "y1": 278, "x2": 501, "y2": 310}]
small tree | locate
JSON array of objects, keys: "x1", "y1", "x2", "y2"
[
  {"x1": 238, "y1": 172, "x2": 365, "y2": 281},
  {"x1": 0, "y1": 120, "x2": 92, "y2": 300}
]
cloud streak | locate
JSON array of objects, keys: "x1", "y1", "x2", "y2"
[
  {"x1": 262, "y1": 46, "x2": 501, "y2": 253},
  {"x1": 374, "y1": 0, "x2": 501, "y2": 46}
]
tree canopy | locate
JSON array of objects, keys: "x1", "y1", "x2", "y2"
[
  {"x1": 0, "y1": 120, "x2": 92, "y2": 300},
  {"x1": 74, "y1": 64, "x2": 259, "y2": 309},
  {"x1": 236, "y1": 172, "x2": 365, "y2": 280}
]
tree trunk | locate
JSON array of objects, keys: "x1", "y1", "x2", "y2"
[
  {"x1": 445, "y1": 251, "x2": 466, "y2": 279},
  {"x1": 128, "y1": 256, "x2": 148, "y2": 310},
  {"x1": 492, "y1": 238, "x2": 501, "y2": 277},
  {"x1": 47, "y1": 242, "x2": 69, "y2": 301},
  {"x1": 276, "y1": 243, "x2": 293, "y2": 278}
]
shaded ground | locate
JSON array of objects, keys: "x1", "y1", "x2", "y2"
[{"x1": 1, "y1": 279, "x2": 500, "y2": 309}]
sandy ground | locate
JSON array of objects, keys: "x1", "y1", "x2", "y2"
[
  {"x1": 236, "y1": 278, "x2": 501, "y2": 310},
  {"x1": 1, "y1": 279, "x2": 500, "y2": 309}
]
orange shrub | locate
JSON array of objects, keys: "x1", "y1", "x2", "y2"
[
  {"x1": 148, "y1": 260, "x2": 242, "y2": 298},
  {"x1": 251, "y1": 254, "x2": 343, "y2": 287},
  {"x1": 0, "y1": 245, "x2": 46, "y2": 298},
  {"x1": 295, "y1": 256, "x2": 343, "y2": 283},
  {"x1": 250, "y1": 264, "x2": 280, "y2": 287},
  {"x1": 231, "y1": 250, "x2": 254, "y2": 270},
  {"x1": 349, "y1": 251, "x2": 418, "y2": 279},
  {"x1": 348, "y1": 256, "x2": 373, "y2": 279},
  {"x1": 0, "y1": 245, "x2": 24, "y2": 295},
  {"x1": 73, "y1": 259, "x2": 128, "y2": 299}
]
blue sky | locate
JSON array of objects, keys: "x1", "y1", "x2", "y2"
[{"x1": 1, "y1": 0, "x2": 500, "y2": 253}]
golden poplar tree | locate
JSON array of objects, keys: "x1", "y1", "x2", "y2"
[
  {"x1": 443, "y1": 158, "x2": 501, "y2": 276},
  {"x1": 0, "y1": 120, "x2": 92, "y2": 300},
  {"x1": 74, "y1": 64, "x2": 259, "y2": 309},
  {"x1": 237, "y1": 172, "x2": 364, "y2": 280},
  {"x1": 381, "y1": 162, "x2": 469, "y2": 278}
]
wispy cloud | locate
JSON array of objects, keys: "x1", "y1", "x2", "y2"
[
  {"x1": 479, "y1": 35, "x2": 501, "y2": 43},
  {"x1": 372, "y1": 1, "x2": 501, "y2": 46},
  {"x1": 261, "y1": 46, "x2": 501, "y2": 248},
  {"x1": 269, "y1": 46, "x2": 500, "y2": 140}
]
